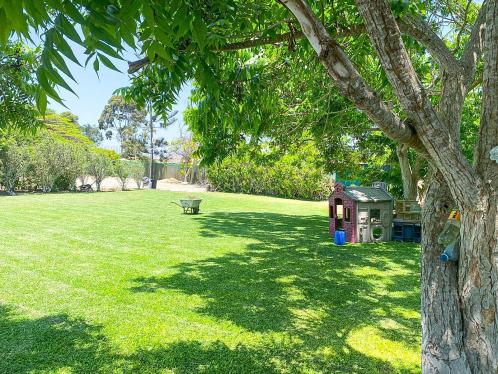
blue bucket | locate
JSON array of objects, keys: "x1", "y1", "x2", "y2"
[{"x1": 334, "y1": 230, "x2": 346, "y2": 245}]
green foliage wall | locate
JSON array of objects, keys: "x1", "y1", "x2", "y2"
[
  {"x1": 207, "y1": 143, "x2": 332, "y2": 201},
  {"x1": 0, "y1": 112, "x2": 118, "y2": 194}
]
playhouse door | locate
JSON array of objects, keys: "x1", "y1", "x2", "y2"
[{"x1": 357, "y1": 208, "x2": 370, "y2": 242}]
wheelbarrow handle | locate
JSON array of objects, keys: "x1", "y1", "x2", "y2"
[{"x1": 171, "y1": 202, "x2": 182, "y2": 208}]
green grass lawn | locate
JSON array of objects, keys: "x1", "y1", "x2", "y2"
[{"x1": 0, "y1": 190, "x2": 421, "y2": 373}]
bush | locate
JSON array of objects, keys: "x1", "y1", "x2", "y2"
[
  {"x1": 31, "y1": 135, "x2": 68, "y2": 192},
  {"x1": 0, "y1": 139, "x2": 28, "y2": 195},
  {"x1": 0, "y1": 131, "x2": 117, "y2": 194},
  {"x1": 115, "y1": 160, "x2": 131, "y2": 190},
  {"x1": 87, "y1": 152, "x2": 114, "y2": 192},
  {"x1": 207, "y1": 145, "x2": 332, "y2": 201},
  {"x1": 127, "y1": 161, "x2": 146, "y2": 189}
]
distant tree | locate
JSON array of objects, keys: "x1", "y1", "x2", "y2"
[
  {"x1": 79, "y1": 124, "x2": 103, "y2": 145},
  {"x1": 116, "y1": 70, "x2": 179, "y2": 177},
  {"x1": 144, "y1": 107, "x2": 177, "y2": 178},
  {"x1": 170, "y1": 128, "x2": 199, "y2": 183},
  {"x1": 114, "y1": 160, "x2": 130, "y2": 190},
  {"x1": 60, "y1": 111, "x2": 79, "y2": 124},
  {"x1": 98, "y1": 95, "x2": 147, "y2": 158},
  {"x1": 58, "y1": 143, "x2": 88, "y2": 191},
  {"x1": 31, "y1": 135, "x2": 67, "y2": 192},
  {"x1": 127, "y1": 162, "x2": 145, "y2": 189}
]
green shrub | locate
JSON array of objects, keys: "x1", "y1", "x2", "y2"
[
  {"x1": 207, "y1": 144, "x2": 332, "y2": 201},
  {"x1": 0, "y1": 139, "x2": 28, "y2": 195},
  {"x1": 87, "y1": 152, "x2": 114, "y2": 192},
  {"x1": 115, "y1": 160, "x2": 131, "y2": 190}
]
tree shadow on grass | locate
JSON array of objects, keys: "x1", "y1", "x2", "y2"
[
  {"x1": 130, "y1": 212, "x2": 421, "y2": 372},
  {"x1": 0, "y1": 304, "x2": 111, "y2": 374},
  {"x1": 0, "y1": 302, "x2": 402, "y2": 373}
]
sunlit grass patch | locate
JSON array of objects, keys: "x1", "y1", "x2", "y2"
[{"x1": 0, "y1": 191, "x2": 421, "y2": 373}]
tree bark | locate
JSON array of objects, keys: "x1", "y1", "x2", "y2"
[
  {"x1": 396, "y1": 144, "x2": 418, "y2": 200},
  {"x1": 457, "y1": 2, "x2": 498, "y2": 371},
  {"x1": 421, "y1": 171, "x2": 471, "y2": 373},
  {"x1": 458, "y1": 195, "x2": 498, "y2": 373}
]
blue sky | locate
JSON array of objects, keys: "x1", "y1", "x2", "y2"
[{"x1": 47, "y1": 43, "x2": 192, "y2": 151}]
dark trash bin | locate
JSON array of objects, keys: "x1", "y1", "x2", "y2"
[{"x1": 150, "y1": 179, "x2": 157, "y2": 189}]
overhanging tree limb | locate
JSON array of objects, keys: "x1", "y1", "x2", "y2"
[
  {"x1": 475, "y1": 0, "x2": 498, "y2": 189},
  {"x1": 128, "y1": 17, "x2": 464, "y2": 76},
  {"x1": 259, "y1": 0, "x2": 426, "y2": 152},
  {"x1": 461, "y1": 1, "x2": 487, "y2": 88},
  {"x1": 127, "y1": 26, "x2": 365, "y2": 74},
  {"x1": 397, "y1": 16, "x2": 463, "y2": 76},
  {"x1": 354, "y1": 0, "x2": 480, "y2": 208}
]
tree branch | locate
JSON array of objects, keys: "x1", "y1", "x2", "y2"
[
  {"x1": 354, "y1": 0, "x2": 481, "y2": 208},
  {"x1": 461, "y1": 1, "x2": 487, "y2": 88},
  {"x1": 475, "y1": 0, "x2": 498, "y2": 189},
  {"x1": 276, "y1": 0, "x2": 423, "y2": 151},
  {"x1": 398, "y1": 16, "x2": 463, "y2": 76},
  {"x1": 128, "y1": 26, "x2": 365, "y2": 74}
]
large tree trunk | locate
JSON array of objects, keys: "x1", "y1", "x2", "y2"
[
  {"x1": 458, "y1": 193, "x2": 498, "y2": 373},
  {"x1": 421, "y1": 179, "x2": 498, "y2": 374},
  {"x1": 457, "y1": 2, "x2": 498, "y2": 371},
  {"x1": 421, "y1": 172, "x2": 471, "y2": 373}
]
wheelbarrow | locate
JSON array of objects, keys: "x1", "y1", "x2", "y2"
[{"x1": 171, "y1": 198, "x2": 202, "y2": 214}]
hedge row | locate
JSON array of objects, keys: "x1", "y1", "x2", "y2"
[{"x1": 208, "y1": 154, "x2": 332, "y2": 201}]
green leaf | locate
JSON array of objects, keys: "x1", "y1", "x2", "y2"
[
  {"x1": 142, "y1": 2, "x2": 155, "y2": 27},
  {"x1": 36, "y1": 90, "x2": 47, "y2": 114},
  {"x1": 0, "y1": 9, "x2": 10, "y2": 46},
  {"x1": 57, "y1": 14, "x2": 83, "y2": 45},
  {"x1": 44, "y1": 61, "x2": 78, "y2": 96},
  {"x1": 154, "y1": 28, "x2": 174, "y2": 48},
  {"x1": 191, "y1": 16, "x2": 208, "y2": 51},
  {"x1": 50, "y1": 50, "x2": 77, "y2": 82},
  {"x1": 121, "y1": 29, "x2": 136, "y2": 49},
  {"x1": 53, "y1": 31, "x2": 82, "y2": 66},
  {"x1": 93, "y1": 56, "x2": 100, "y2": 72},
  {"x1": 93, "y1": 57, "x2": 100, "y2": 79},
  {"x1": 94, "y1": 40, "x2": 123, "y2": 60},
  {"x1": 84, "y1": 51, "x2": 96, "y2": 67},
  {"x1": 151, "y1": 41, "x2": 170, "y2": 62},
  {"x1": 24, "y1": 0, "x2": 48, "y2": 26},
  {"x1": 36, "y1": 68, "x2": 63, "y2": 104},
  {"x1": 121, "y1": 0, "x2": 140, "y2": 19},
  {"x1": 3, "y1": 0, "x2": 27, "y2": 34},
  {"x1": 97, "y1": 53, "x2": 121, "y2": 72},
  {"x1": 62, "y1": 1, "x2": 85, "y2": 24}
]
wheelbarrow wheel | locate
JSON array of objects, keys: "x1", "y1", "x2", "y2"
[{"x1": 193, "y1": 208, "x2": 199, "y2": 214}]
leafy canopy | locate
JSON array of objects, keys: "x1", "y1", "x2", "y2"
[{"x1": 0, "y1": 41, "x2": 40, "y2": 130}]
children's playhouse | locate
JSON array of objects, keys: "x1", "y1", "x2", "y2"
[{"x1": 329, "y1": 182, "x2": 394, "y2": 243}]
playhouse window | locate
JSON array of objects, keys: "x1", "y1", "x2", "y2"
[
  {"x1": 336, "y1": 204, "x2": 343, "y2": 219},
  {"x1": 345, "y1": 207, "x2": 351, "y2": 222},
  {"x1": 329, "y1": 205, "x2": 334, "y2": 218},
  {"x1": 334, "y1": 198, "x2": 344, "y2": 229},
  {"x1": 370, "y1": 209, "x2": 381, "y2": 223}
]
